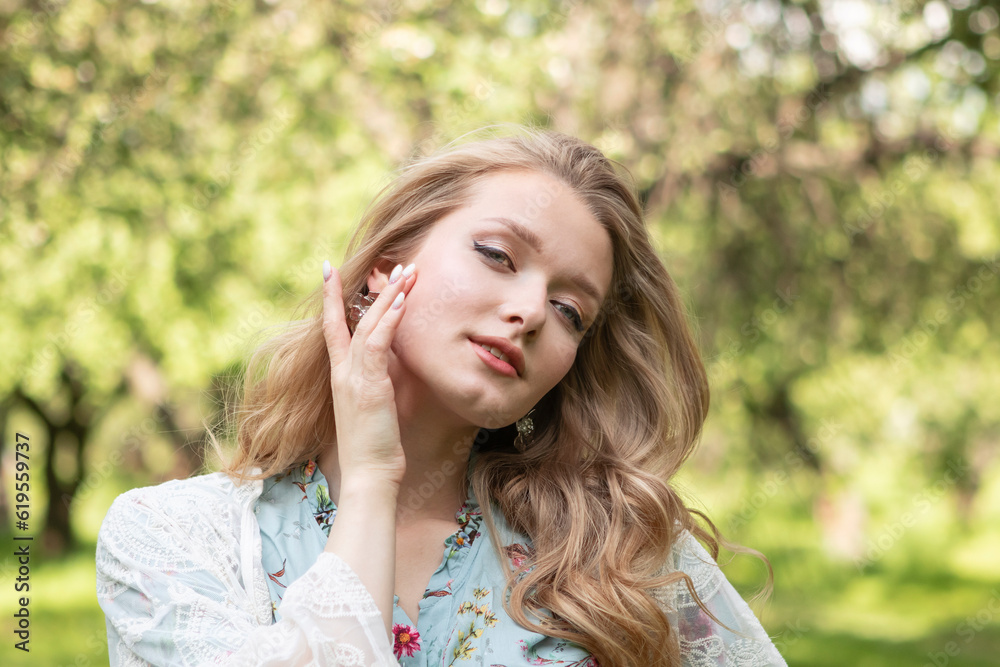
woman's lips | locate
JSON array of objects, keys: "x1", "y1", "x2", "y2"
[{"x1": 470, "y1": 340, "x2": 518, "y2": 378}]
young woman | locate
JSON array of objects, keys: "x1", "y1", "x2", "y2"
[{"x1": 96, "y1": 127, "x2": 788, "y2": 666}]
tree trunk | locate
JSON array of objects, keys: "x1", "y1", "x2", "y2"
[{"x1": 17, "y1": 361, "x2": 96, "y2": 554}]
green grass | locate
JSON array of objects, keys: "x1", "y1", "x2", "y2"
[
  {"x1": 779, "y1": 627, "x2": 1000, "y2": 667},
  {"x1": 0, "y1": 544, "x2": 109, "y2": 667}
]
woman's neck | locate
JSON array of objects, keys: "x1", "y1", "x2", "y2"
[{"x1": 317, "y1": 406, "x2": 478, "y2": 524}]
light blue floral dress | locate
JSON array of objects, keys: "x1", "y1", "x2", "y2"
[
  {"x1": 96, "y1": 444, "x2": 787, "y2": 665},
  {"x1": 255, "y1": 450, "x2": 600, "y2": 665}
]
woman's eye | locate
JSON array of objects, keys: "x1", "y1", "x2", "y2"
[
  {"x1": 474, "y1": 242, "x2": 513, "y2": 268},
  {"x1": 474, "y1": 241, "x2": 584, "y2": 332},
  {"x1": 555, "y1": 303, "x2": 585, "y2": 332}
]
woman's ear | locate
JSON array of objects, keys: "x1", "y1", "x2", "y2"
[{"x1": 366, "y1": 259, "x2": 397, "y2": 294}]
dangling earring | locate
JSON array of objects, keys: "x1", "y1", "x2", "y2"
[
  {"x1": 514, "y1": 408, "x2": 536, "y2": 453},
  {"x1": 346, "y1": 290, "x2": 379, "y2": 335}
]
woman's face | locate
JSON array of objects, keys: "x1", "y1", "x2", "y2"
[{"x1": 370, "y1": 169, "x2": 613, "y2": 429}]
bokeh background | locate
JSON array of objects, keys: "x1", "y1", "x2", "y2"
[{"x1": 2, "y1": 0, "x2": 999, "y2": 664}]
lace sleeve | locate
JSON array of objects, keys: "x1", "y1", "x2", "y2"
[
  {"x1": 95, "y1": 485, "x2": 399, "y2": 666},
  {"x1": 651, "y1": 530, "x2": 788, "y2": 667}
]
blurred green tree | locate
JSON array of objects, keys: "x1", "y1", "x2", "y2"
[{"x1": 1, "y1": 0, "x2": 996, "y2": 577}]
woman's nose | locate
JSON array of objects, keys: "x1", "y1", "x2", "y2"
[{"x1": 499, "y1": 283, "x2": 548, "y2": 332}]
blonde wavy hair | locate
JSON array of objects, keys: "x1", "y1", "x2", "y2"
[{"x1": 216, "y1": 125, "x2": 773, "y2": 665}]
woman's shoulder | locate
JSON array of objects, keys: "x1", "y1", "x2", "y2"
[
  {"x1": 111, "y1": 471, "x2": 259, "y2": 511},
  {"x1": 667, "y1": 528, "x2": 726, "y2": 597},
  {"x1": 98, "y1": 472, "x2": 263, "y2": 546},
  {"x1": 659, "y1": 527, "x2": 789, "y2": 665},
  {"x1": 95, "y1": 471, "x2": 275, "y2": 627},
  {"x1": 645, "y1": 524, "x2": 726, "y2": 606}
]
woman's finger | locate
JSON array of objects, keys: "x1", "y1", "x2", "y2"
[
  {"x1": 361, "y1": 268, "x2": 415, "y2": 382},
  {"x1": 321, "y1": 260, "x2": 352, "y2": 369},
  {"x1": 350, "y1": 263, "x2": 415, "y2": 375}
]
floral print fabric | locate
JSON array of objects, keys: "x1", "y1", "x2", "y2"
[
  {"x1": 256, "y1": 451, "x2": 597, "y2": 665},
  {"x1": 97, "y1": 442, "x2": 785, "y2": 665},
  {"x1": 254, "y1": 447, "x2": 786, "y2": 666}
]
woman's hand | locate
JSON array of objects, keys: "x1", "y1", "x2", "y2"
[{"x1": 322, "y1": 260, "x2": 416, "y2": 489}]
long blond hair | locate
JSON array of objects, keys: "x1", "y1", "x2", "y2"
[{"x1": 217, "y1": 125, "x2": 772, "y2": 665}]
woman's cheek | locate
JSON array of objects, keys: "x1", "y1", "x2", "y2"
[{"x1": 549, "y1": 336, "x2": 579, "y2": 372}]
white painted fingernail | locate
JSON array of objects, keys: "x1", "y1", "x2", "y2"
[
  {"x1": 388, "y1": 264, "x2": 403, "y2": 284},
  {"x1": 323, "y1": 260, "x2": 331, "y2": 282},
  {"x1": 391, "y1": 292, "x2": 404, "y2": 309},
  {"x1": 401, "y1": 263, "x2": 415, "y2": 278}
]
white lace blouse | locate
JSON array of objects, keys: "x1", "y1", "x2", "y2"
[{"x1": 95, "y1": 466, "x2": 788, "y2": 666}]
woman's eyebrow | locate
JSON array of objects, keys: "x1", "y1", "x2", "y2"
[
  {"x1": 479, "y1": 216, "x2": 604, "y2": 306},
  {"x1": 482, "y1": 216, "x2": 545, "y2": 250}
]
